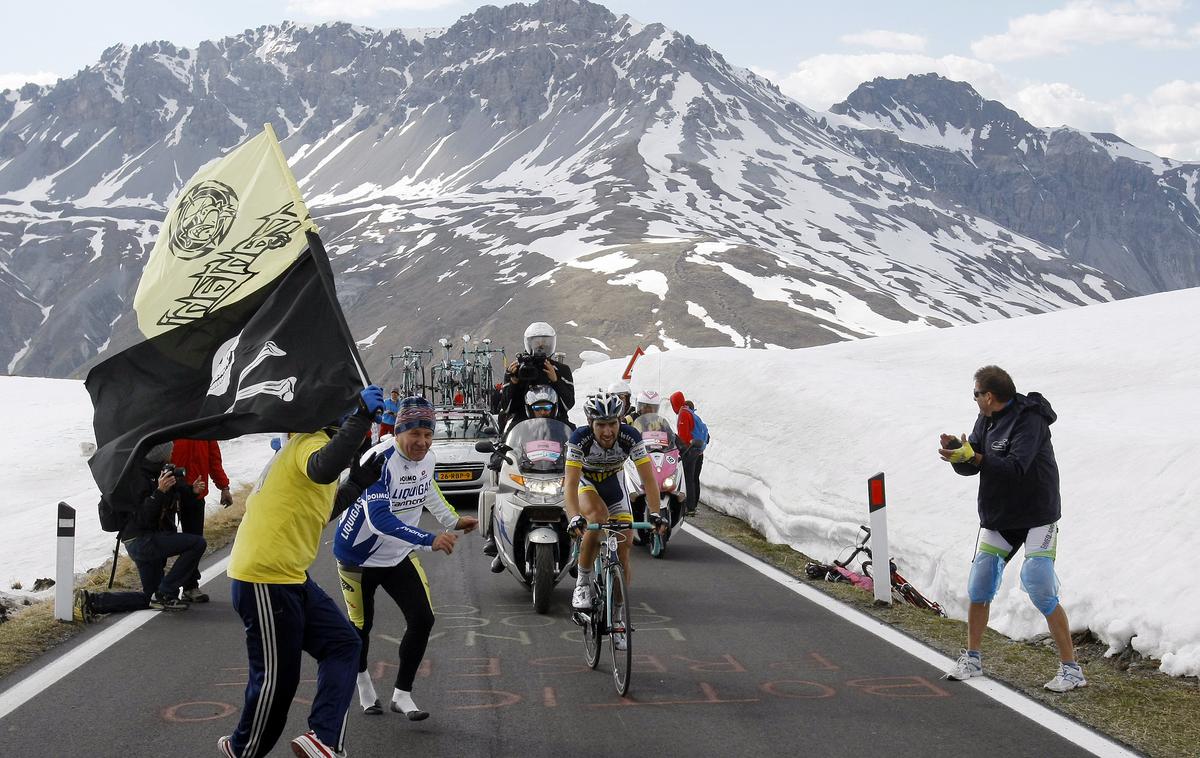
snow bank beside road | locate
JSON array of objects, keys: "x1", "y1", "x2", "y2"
[
  {"x1": 575, "y1": 287, "x2": 1200, "y2": 676},
  {"x1": 0, "y1": 376, "x2": 273, "y2": 596}
]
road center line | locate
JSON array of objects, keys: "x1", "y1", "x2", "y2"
[
  {"x1": 0, "y1": 555, "x2": 232, "y2": 721},
  {"x1": 679, "y1": 523, "x2": 1136, "y2": 758}
]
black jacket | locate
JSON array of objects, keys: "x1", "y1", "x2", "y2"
[
  {"x1": 954, "y1": 392, "x2": 1061, "y2": 530},
  {"x1": 500, "y1": 357, "x2": 575, "y2": 434},
  {"x1": 123, "y1": 461, "x2": 202, "y2": 537}
]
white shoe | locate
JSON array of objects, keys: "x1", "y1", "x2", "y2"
[
  {"x1": 217, "y1": 735, "x2": 236, "y2": 757},
  {"x1": 1044, "y1": 662, "x2": 1087, "y2": 692},
  {"x1": 290, "y1": 730, "x2": 346, "y2": 758},
  {"x1": 572, "y1": 583, "x2": 594, "y2": 610},
  {"x1": 942, "y1": 649, "x2": 983, "y2": 680},
  {"x1": 612, "y1": 630, "x2": 628, "y2": 651}
]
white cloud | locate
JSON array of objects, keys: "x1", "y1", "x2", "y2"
[
  {"x1": 839, "y1": 30, "x2": 927, "y2": 52},
  {"x1": 1013, "y1": 81, "x2": 1117, "y2": 130},
  {"x1": 971, "y1": 1, "x2": 1189, "y2": 62},
  {"x1": 1114, "y1": 80, "x2": 1200, "y2": 160},
  {"x1": 286, "y1": 0, "x2": 461, "y2": 20},
  {"x1": 0, "y1": 71, "x2": 59, "y2": 92},
  {"x1": 760, "y1": 52, "x2": 1006, "y2": 111},
  {"x1": 1011, "y1": 79, "x2": 1200, "y2": 161}
]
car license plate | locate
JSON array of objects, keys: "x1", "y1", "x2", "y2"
[{"x1": 437, "y1": 471, "x2": 473, "y2": 481}]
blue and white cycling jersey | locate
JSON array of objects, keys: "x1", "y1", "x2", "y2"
[{"x1": 333, "y1": 441, "x2": 460, "y2": 568}]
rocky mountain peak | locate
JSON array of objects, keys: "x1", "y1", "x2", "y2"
[{"x1": 832, "y1": 73, "x2": 1044, "y2": 157}]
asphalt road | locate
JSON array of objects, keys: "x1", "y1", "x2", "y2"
[{"x1": 0, "y1": 509, "x2": 1098, "y2": 758}]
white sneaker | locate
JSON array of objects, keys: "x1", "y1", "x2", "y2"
[
  {"x1": 942, "y1": 649, "x2": 983, "y2": 680},
  {"x1": 217, "y1": 735, "x2": 237, "y2": 757},
  {"x1": 1044, "y1": 662, "x2": 1087, "y2": 692},
  {"x1": 290, "y1": 730, "x2": 346, "y2": 758},
  {"x1": 572, "y1": 583, "x2": 594, "y2": 610},
  {"x1": 612, "y1": 630, "x2": 628, "y2": 651}
]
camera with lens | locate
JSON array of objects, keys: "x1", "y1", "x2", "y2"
[
  {"x1": 161, "y1": 463, "x2": 187, "y2": 481},
  {"x1": 513, "y1": 351, "x2": 548, "y2": 383}
]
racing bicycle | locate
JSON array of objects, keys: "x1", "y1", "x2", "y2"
[{"x1": 571, "y1": 520, "x2": 653, "y2": 696}]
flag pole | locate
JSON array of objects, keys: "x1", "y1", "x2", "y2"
[{"x1": 306, "y1": 230, "x2": 371, "y2": 387}]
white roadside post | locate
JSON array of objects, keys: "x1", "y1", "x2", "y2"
[
  {"x1": 867, "y1": 473, "x2": 891, "y2": 606},
  {"x1": 54, "y1": 502, "x2": 76, "y2": 621}
]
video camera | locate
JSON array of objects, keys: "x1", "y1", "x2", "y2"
[{"x1": 513, "y1": 351, "x2": 549, "y2": 383}]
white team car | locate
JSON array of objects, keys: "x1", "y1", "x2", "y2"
[{"x1": 429, "y1": 408, "x2": 499, "y2": 498}]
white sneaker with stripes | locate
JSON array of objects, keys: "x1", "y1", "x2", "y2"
[{"x1": 290, "y1": 730, "x2": 346, "y2": 758}]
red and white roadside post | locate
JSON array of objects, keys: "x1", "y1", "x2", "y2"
[
  {"x1": 867, "y1": 473, "x2": 891, "y2": 606},
  {"x1": 54, "y1": 502, "x2": 76, "y2": 621}
]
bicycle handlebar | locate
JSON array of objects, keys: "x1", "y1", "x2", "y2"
[{"x1": 586, "y1": 521, "x2": 653, "y2": 531}]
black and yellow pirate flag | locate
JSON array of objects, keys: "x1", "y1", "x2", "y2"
[{"x1": 86, "y1": 124, "x2": 367, "y2": 505}]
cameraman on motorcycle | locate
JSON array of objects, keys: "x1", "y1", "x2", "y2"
[
  {"x1": 481, "y1": 386, "x2": 559, "y2": 558},
  {"x1": 498, "y1": 322, "x2": 574, "y2": 436}
]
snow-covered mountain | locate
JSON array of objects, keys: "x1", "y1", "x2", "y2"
[{"x1": 1, "y1": 0, "x2": 1195, "y2": 382}]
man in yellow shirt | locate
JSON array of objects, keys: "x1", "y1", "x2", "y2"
[{"x1": 219, "y1": 385, "x2": 384, "y2": 758}]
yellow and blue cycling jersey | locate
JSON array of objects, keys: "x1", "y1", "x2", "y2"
[{"x1": 566, "y1": 423, "x2": 650, "y2": 478}]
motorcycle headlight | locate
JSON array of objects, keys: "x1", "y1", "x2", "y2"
[
  {"x1": 661, "y1": 476, "x2": 675, "y2": 492},
  {"x1": 526, "y1": 477, "x2": 564, "y2": 496}
]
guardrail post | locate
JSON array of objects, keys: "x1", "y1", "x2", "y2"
[
  {"x1": 867, "y1": 473, "x2": 891, "y2": 606},
  {"x1": 54, "y1": 502, "x2": 76, "y2": 621}
]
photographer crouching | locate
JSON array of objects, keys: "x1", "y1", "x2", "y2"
[
  {"x1": 76, "y1": 442, "x2": 207, "y2": 617},
  {"x1": 498, "y1": 321, "x2": 574, "y2": 436}
]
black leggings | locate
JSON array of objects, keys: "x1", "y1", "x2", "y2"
[{"x1": 337, "y1": 556, "x2": 435, "y2": 691}]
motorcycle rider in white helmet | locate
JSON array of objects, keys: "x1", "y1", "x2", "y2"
[
  {"x1": 482, "y1": 386, "x2": 560, "y2": 558},
  {"x1": 630, "y1": 389, "x2": 661, "y2": 422}
]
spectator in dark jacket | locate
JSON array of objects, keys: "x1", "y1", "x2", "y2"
[
  {"x1": 937, "y1": 365, "x2": 1084, "y2": 693},
  {"x1": 76, "y1": 442, "x2": 207, "y2": 619},
  {"x1": 170, "y1": 438, "x2": 233, "y2": 602}
]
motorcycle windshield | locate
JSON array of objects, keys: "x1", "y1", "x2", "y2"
[
  {"x1": 632, "y1": 413, "x2": 677, "y2": 451},
  {"x1": 505, "y1": 418, "x2": 572, "y2": 474}
]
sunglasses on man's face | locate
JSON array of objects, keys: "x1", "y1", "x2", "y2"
[
  {"x1": 531, "y1": 403, "x2": 554, "y2": 413},
  {"x1": 973, "y1": 389, "x2": 988, "y2": 399}
]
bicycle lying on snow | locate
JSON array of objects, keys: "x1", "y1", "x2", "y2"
[{"x1": 805, "y1": 526, "x2": 946, "y2": 617}]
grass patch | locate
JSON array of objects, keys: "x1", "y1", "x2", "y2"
[
  {"x1": 690, "y1": 505, "x2": 1199, "y2": 758},
  {"x1": 0, "y1": 485, "x2": 250, "y2": 682}
]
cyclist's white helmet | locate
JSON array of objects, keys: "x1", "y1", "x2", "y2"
[
  {"x1": 523, "y1": 322, "x2": 556, "y2": 356},
  {"x1": 635, "y1": 390, "x2": 661, "y2": 409},
  {"x1": 583, "y1": 392, "x2": 624, "y2": 422},
  {"x1": 608, "y1": 380, "x2": 631, "y2": 396}
]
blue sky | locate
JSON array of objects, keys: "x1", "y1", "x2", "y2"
[{"x1": 3, "y1": 0, "x2": 1199, "y2": 159}]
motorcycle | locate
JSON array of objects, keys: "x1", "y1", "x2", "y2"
[
  {"x1": 474, "y1": 417, "x2": 575, "y2": 613},
  {"x1": 623, "y1": 413, "x2": 687, "y2": 558}
]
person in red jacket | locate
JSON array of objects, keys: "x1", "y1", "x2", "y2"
[
  {"x1": 669, "y1": 391, "x2": 709, "y2": 515},
  {"x1": 170, "y1": 439, "x2": 233, "y2": 603}
]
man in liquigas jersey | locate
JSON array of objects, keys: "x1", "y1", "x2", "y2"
[{"x1": 333, "y1": 396, "x2": 478, "y2": 720}]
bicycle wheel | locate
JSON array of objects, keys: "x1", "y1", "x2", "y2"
[
  {"x1": 609, "y1": 564, "x2": 632, "y2": 696},
  {"x1": 583, "y1": 582, "x2": 603, "y2": 670}
]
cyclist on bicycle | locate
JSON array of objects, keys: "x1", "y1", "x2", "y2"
[{"x1": 566, "y1": 393, "x2": 667, "y2": 635}]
